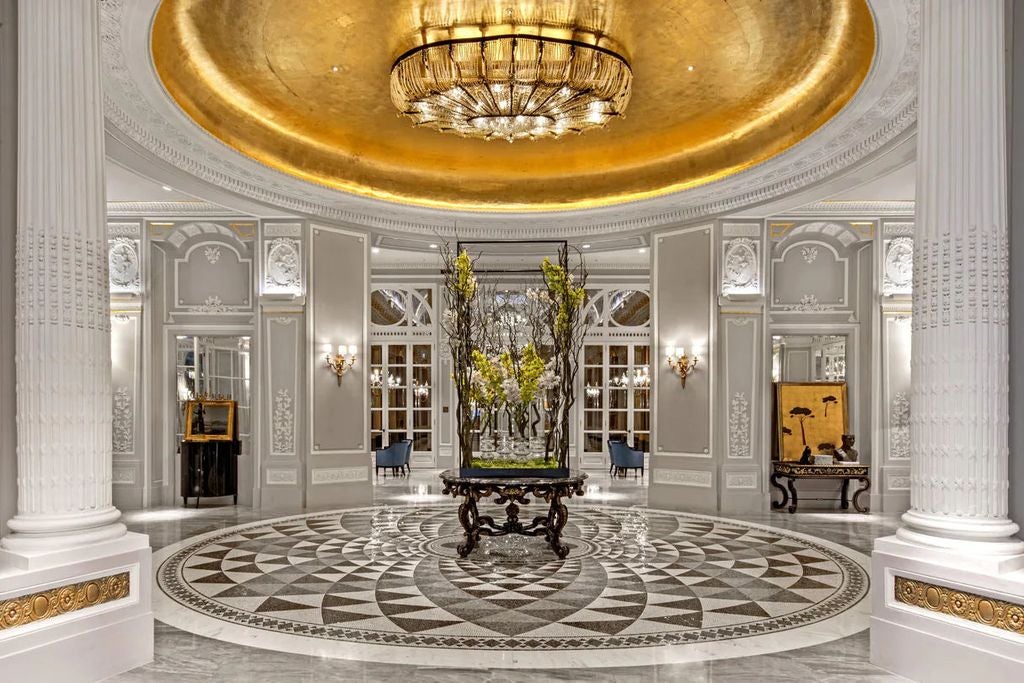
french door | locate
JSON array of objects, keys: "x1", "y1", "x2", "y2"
[
  {"x1": 580, "y1": 343, "x2": 651, "y2": 468},
  {"x1": 370, "y1": 343, "x2": 435, "y2": 467}
]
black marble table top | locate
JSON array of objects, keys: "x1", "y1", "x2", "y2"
[{"x1": 439, "y1": 469, "x2": 589, "y2": 487}]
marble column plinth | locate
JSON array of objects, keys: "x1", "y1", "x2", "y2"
[
  {"x1": 0, "y1": 1, "x2": 153, "y2": 679},
  {"x1": 871, "y1": 1, "x2": 1024, "y2": 678}
]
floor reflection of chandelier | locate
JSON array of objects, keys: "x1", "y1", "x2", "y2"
[{"x1": 390, "y1": 24, "x2": 632, "y2": 142}]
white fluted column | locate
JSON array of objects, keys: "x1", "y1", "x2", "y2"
[
  {"x1": 897, "y1": 0, "x2": 1024, "y2": 556},
  {"x1": 1, "y1": 0, "x2": 125, "y2": 550}
]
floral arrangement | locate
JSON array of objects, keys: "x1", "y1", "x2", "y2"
[{"x1": 442, "y1": 243, "x2": 587, "y2": 470}]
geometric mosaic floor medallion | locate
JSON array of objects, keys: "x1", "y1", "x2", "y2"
[{"x1": 153, "y1": 504, "x2": 871, "y2": 668}]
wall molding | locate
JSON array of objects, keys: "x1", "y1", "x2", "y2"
[
  {"x1": 265, "y1": 468, "x2": 298, "y2": 486},
  {"x1": 311, "y1": 466, "x2": 369, "y2": 485},
  {"x1": 653, "y1": 469, "x2": 714, "y2": 488}
]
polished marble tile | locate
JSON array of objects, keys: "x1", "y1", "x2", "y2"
[{"x1": 113, "y1": 470, "x2": 904, "y2": 682}]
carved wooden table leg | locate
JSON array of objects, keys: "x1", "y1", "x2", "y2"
[
  {"x1": 770, "y1": 472, "x2": 789, "y2": 509},
  {"x1": 456, "y1": 492, "x2": 481, "y2": 558},
  {"x1": 546, "y1": 492, "x2": 570, "y2": 559},
  {"x1": 840, "y1": 478, "x2": 850, "y2": 510},
  {"x1": 852, "y1": 477, "x2": 871, "y2": 513},
  {"x1": 786, "y1": 477, "x2": 799, "y2": 514}
]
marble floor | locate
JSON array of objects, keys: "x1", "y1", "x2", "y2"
[{"x1": 114, "y1": 471, "x2": 906, "y2": 682}]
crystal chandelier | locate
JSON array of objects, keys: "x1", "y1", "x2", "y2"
[{"x1": 390, "y1": 25, "x2": 632, "y2": 142}]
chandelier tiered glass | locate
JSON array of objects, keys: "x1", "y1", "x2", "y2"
[{"x1": 390, "y1": 27, "x2": 633, "y2": 143}]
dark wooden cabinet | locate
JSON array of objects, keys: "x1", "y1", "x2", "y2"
[{"x1": 180, "y1": 440, "x2": 239, "y2": 507}]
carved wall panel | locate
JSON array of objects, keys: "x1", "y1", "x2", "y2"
[
  {"x1": 174, "y1": 240, "x2": 252, "y2": 313},
  {"x1": 771, "y1": 240, "x2": 847, "y2": 311}
]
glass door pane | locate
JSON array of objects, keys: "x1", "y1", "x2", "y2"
[
  {"x1": 580, "y1": 341, "x2": 652, "y2": 464},
  {"x1": 370, "y1": 342, "x2": 435, "y2": 465},
  {"x1": 411, "y1": 347, "x2": 432, "y2": 455},
  {"x1": 582, "y1": 344, "x2": 604, "y2": 453},
  {"x1": 370, "y1": 343, "x2": 384, "y2": 451}
]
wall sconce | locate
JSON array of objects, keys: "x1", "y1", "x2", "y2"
[
  {"x1": 666, "y1": 346, "x2": 699, "y2": 387},
  {"x1": 323, "y1": 343, "x2": 358, "y2": 385}
]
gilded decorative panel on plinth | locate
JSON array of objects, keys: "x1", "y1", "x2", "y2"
[
  {"x1": 0, "y1": 572, "x2": 131, "y2": 632},
  {"x1": 894, "y1": 576, "x2": 1024, "y2": 635}
]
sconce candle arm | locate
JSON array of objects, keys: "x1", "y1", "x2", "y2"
[
  {"x1": 324, "y1": 343, "x2": 358, "y2": 385},
  {"x1": 667, "y1": 348, "x2": 699, "y2": 388}
]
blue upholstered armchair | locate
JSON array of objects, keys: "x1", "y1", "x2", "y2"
[
  {"x1": 608, "y1": 440, "x2": 644, "y2": 478},
  {"x1": 375, "y1": 439, "x2": 412, "y2": 477}
]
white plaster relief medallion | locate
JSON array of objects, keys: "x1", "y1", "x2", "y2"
[
  {"x1": 883, "y1": 237, "x2": 913, "y2": 294},
  {"x1": 265, "y1": 238, "x2": 301, "y2": 291},
  {"x1": 722, "y1": 238, "x2": 759, "y2": 294},
  {"x1": 108, "y1": 237, "x2": 140, "y2": 291}
]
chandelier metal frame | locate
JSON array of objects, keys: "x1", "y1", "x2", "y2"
[{"x1": 390, "y1": 27, "x2": 633, "y2": 143}]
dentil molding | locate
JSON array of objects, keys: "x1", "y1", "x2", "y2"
[{"x1": 99, "y1": 0, "x2": 920, "y2": 239}]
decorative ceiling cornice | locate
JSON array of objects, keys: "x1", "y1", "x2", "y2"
[
  {"x1": 99, "y1": 0, "x2": 919, "y2": 239},
  {"x1": 781, "y1": 200, "x2": 915, "y2": 217},
  {"x1": 106, "y1": 200, "x2": 242, "y2": 218}
]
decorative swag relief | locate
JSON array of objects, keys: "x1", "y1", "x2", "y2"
[
  {"x1": 272, "y1": 389, "x2": 294, "y2": 454},
  {"x1": 728, "y1": 392, "x2": 751, "y2": 459},
  {"x1": 112, "y1": 386, "x2": 133, "y2": 453},
  {"x1": 890, "y1": 392, "x2": 910, "y2": 459}
]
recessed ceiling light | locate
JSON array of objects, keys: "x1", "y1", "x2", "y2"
[
  {"x1": 429, "y1": 243, "x2": 438, "y2": 249},
  {"x1": 582, "y1": 244, "x2": 591, "y2": 249},
  {"x1": 371, "y1": 247, "x2": 380, "y2": 254},
  {"x1": 331, "y1": 65, "x2": 340, "y2": 73},
  {"x1": 638, "y1": 247, "x2": 648, "y2": 253},
  {"x1": 161, "y1": 185, "x2": 173, "y2": 191},
  {"x1": 687, "y1": 65, "x2": 695, "y2": 72}
]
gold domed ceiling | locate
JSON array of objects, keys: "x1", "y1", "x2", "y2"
[{"x1": 151, "y1": 0, "x2": 875, "y2": 212}]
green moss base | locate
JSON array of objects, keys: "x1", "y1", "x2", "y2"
[{"x1": 470, "y1": 457, "x2": 556, "y2": 469}]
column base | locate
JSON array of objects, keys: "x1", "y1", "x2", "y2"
[
  {"x1": 0, "y1": 532, "x2": 153, "y2": 681},
  {"x1": 871, "y1": 535, "x2": 1024, "y2": 681}
]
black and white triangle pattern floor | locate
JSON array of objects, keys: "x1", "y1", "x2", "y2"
[{"x1": 154, "y1": 504, "x2": 870, "y2": 666}]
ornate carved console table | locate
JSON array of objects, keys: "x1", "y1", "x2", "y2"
[
  {"x1": 770, "y1": 461, "x2": 870, "y2": 514},
  {"x1": 439, "y1": 469, "x2": 588, "y2": 559}
]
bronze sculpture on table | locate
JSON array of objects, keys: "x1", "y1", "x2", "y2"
[{"x1": 834, "y1": 433, "x2": 860, "y2": 462}]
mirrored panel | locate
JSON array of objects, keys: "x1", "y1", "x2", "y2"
[
  {"x1": 608, "y1": 290, "x2": 650, "y2": 327},
  {"x1": 371, "y1": 288, "x2": 406, "y2": 325},
  {"x1": 771, "y1": 334, "x2": 847, "y2": 383}
]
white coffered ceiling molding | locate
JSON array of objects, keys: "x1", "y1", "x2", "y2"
[{"x1": 100, "y1": 0, "x2": 918, "y2": 239}]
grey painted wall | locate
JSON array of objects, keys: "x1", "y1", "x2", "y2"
[
  {"x1": 1009, "y1": 0, "x2": 1023, "y2": 539},
  {"x1": 650, "y1": 225, "x2": 717, "y2": 512},
  {"x1": 0, "y1": 0, "x2": 16, "y2": 537},
  {"x1": 306, "y1": 225, "x2": 371, "y2": 509}
]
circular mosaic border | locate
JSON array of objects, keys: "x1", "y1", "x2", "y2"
[{"x1": 152, "y1": 504, "x2": 871, "y2": 668}]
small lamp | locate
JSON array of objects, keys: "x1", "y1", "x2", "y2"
[
  {"x1": 667, "y1": 346, "x2": 699, "y2": 388},
  {"x1": 324, "y1": 343, "x2": 358, "y2": 385}
]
